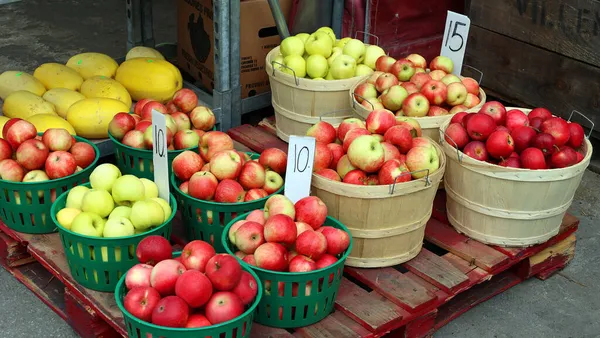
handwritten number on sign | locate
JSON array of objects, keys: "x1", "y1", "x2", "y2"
[
  {"x1": 445, "y1": 20, "x2": 467, "y2": 52},
  {"x1": 294, "y1": 145, "x2": 310, "y2": 173},
  {"x1": 154, "y1": 126, "x2": 166, "y2": 157}
]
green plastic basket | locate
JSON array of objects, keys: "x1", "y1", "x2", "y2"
[
  {"x1": 171, "y1": 153, "x2": 284, "y2": 253},
  {"x1": 0, "y1": 135, "x2": 100, "y2": 234},
  {"x1": 222, "y1": 212, "x2": 352, "y2": 328},
  {"x1": 114, "y1": 251, "x2": 262, "y2": 338},
  {"x1": 108, "y1": 130, "x2": 200, "y2": 180},
  {"x1": 50, "y1": 182, "x2": 176, "y2": 292}
]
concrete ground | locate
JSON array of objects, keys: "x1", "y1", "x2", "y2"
[{"x1": 0, "y1": 1, "x2": 598, "y2": 337}]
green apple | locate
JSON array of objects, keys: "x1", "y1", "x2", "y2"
[
  {"x1": 56, "y1": 208, "x2": 82, "y2": 230},
  {"x1": 111, "y1": 175, "x2": 146, "y2": 206},
  {"x1": 109, "y1": 206, "x2": 132, "y2": 220},
  {"x1": 71, "y1": 212, "x2": 105, "y2": 237},
  {"x1": 65, "y1": 186, "x2": 90, "y2": 210},
  {"x1": 272, "y1": 54, "x2": 285, "y2": 69},
  {"x1": 283, "y1": 55, "x2": 307, "y2": 78},
  {"x1": 304, "y1": 32, "x2": 333, "y2": 58},
  {"x1": 81, "y1": 189, "x2": 115, "y2": 218},
  {"x1": 335, "y1": 37, "x2": 352, "y2": 49},
  {"x1": 22, "y1": 170, "x2": 49, "y2": 198},
  {"x1": 330, "y1": 55, "x2": 357, "y2": 79},
  {"x1": 280, "y1": 36, "x2": 305, "y2": 57},
  {"x1": 355, "y1": 64, "x2": 374, "y2": 76},
  {"x1": 327, "y1": 47, "x2": 343, "y2": 66},
  {"x1": 295, "y1": 33, "x2": 310, "y2": 44},
  {"x1": 151, "y1": 197, "x2": 172, "y2": 222},
  {"x1": 103, "y1": 217, "x2": 135, "y2": 238},
  {"x1": 325, "y1": 71, "x2": 335, "y2": 80},
  {"x1": 315, "y1": 26, "x2": 336, "y2": 44},
  {"x1": 134, "y1": 228, "x2": 148, "y2": 235},
  {"x1": 89, "y1": 163, "x2": 122, "y2": 193},
  {"x1": 343, "y1": 39, "x2": 366, "y2": 62},
  {"x1": 130, "y1": 199, "x2": 165, "y2": 230},
  {"x1": 312, "y1": 77, "x2": 324, "y2": 80},
  {"x1": 363, "y1": 45, "x2": 386, "y2": 69},
  {"x1": 306, "y1": 54, "x2": 329, "y2": 79},
  {"x1": 140, "y1": 179, "x2": 158, "y2": 199}
]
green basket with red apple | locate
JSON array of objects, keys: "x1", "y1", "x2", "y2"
[
  {"x1": 221, "y1": 209, "x2": 352, "y2": 329},
  {"x1": 114, "y1": 251, "x2": 262, "y2": 338},
  {"x1": 0, "y1": 133, "x2": 100, "y2": 234},
  {"x1": 50, "y1": 182, "x2": 177, "y2": 292},
  {"x1": 170, "y1": 152, "x2": 285, "y2": 253}
]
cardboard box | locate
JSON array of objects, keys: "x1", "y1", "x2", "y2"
[{"x1": 177, "y1": 0, "x2": 292, "y2": 98}]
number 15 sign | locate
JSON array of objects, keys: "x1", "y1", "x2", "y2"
[{"x1": 441, "y1": 11, "x2": 471, "y2": 76}]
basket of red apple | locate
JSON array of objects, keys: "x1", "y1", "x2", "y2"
[
  {"x1": 50, "y1": 164, "x2": 176, "y2": 291},
  {"x1": 439, "y1": 103, "x2": 593, "y2": 247},
  {"x1": 170, "y1": 133, "x2": 287, "y2": 253},
  {"x1": 115, "y1": 237, "x2": 262, "y2": 338},
  {"x1": 350, "y1": 53, "x2": 487, "y2": 142},
  {"x1": 304, "y1": 110, "x2": 445, "y2": 267},
  {"x1": 107, "y1": 88, "x2": 216, "y2": 180},
  {"x1": 221, "y1": 194, "x2": 351, "y2": 328},
  {"x1": 0, "y1": 120, "x2": 99, "y2": 234}
]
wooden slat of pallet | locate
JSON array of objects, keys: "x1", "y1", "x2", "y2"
[
  {"x1": 433, "y1": 271, "x2": 523, "y2": 330},
  {"x1": 344, "y1": 267, "x2": 437, "y2": 313},
  {"x1": 518, "y1": 234, "x2": 577, "y2": 280},
  {"x1": 227, "y1": 124, "x2": 288, "y2": 153},
  {"x1": 441, "y1": 253, "x2": 490, "y2": 287},
  {"x1": 425, "y1": 218, "x2": 510, "y2": 273},
  {"x1": 64, "y1": 288, "x2": 121, "y2": 338},
  {"x1": 295, "y1": 311, "x2": 374, "y2": 338},
  {"x1": 404, "y1": 249, "x2": 470, "y2": 294},
  {"x1": 404, "y1": 272, "x2": 450, "y2": 308},
  {"x1": 250, "y1": 324, "x2": 295, "y2": 338},
  {"x1": 335, "y1": 278, "x2": 406, "y2": 333},
  {"x1": 398, "y1": 310, "x2": 437, "y2": 338},
  {"x1": 0, "y1": 231, "x2": 34, "y2": 267}
]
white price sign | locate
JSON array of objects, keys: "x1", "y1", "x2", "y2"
[
  {"x1": 151, "y1": 109, "x2": 170, "y2": 203},
  {"x1": 283, "y1": 136, "x2": 316, "y2": 204},
  {"x1": 441, "y1": 11, "x2": 471, "y2": 76}
]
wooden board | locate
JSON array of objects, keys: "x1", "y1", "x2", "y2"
[
  {"x1": 404, "y1": 249, "x2": 470, "y2": 294},
  {"x1": 227, "y1": 124, "x2": 288, "y2": 153},
  {"x1": 468, "y1": 0, "x2": 600, "y2": 68},
  {"x1": 465, "y1": 26, "x2": 600, "y2": 132}
]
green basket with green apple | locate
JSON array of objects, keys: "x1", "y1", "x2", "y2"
[
  {"x1": 114, "y1": 251, "x2": 262, "y2": 338},
  {"x1": 50, "y1": 181, "x2": 176, "y2": 292},
  {"x1": 222, "y1": 212, "x2": 352, "y2": 328},
  {"x1": 0, "y1": 134, "x2": 100, "y2": 234},
  {"x1": 170, "y1": 152, "x2": 284, "y2": 253}
]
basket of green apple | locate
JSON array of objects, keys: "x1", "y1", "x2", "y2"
[
  {"x1": 107, "y1": 89, "x2": 216, "y2": 180},
  {"x1": 0, "y1": 120, "x2": 99, "y2": 234},
  {"x1": 50, "y1": 163, "x2": 177, "y2": 292},
  {"x1": 266, "y1": 26, "x2": 390, "y2": 141},
  {"x1": 222, "y1": 194, "x2": 352, "y2": 328},
  {"x1": 171, "y1": 132, "x2": 286, "y2": 253},
  {"x1": 115, "y1": 237, "x2": 262, "y2": 337}
]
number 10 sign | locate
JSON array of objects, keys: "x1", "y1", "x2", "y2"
[
  {"x1": 441, "y1": 11, "x2": 471, "y2": 76},
  {"x1": 284, "y1": 136, "x2": 316, "y2": 204}
]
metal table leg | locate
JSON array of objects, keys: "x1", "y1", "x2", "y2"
[{"x1": 126, "y1": 0, "x2": 155, "y2": 50}]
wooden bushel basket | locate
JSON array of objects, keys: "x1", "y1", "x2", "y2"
[
  {"x1": 265, "y1": 46, "x2": 364, "y2": 142},
  {"x1": 439, "y1": 107, "x2": 593, "y2": 247},
  {"x1": 349, "y1": 77, "x2": 487, "y2": 142},
  {"x1": 311, "y1": 138, "x2": 446, "y2": 267}
]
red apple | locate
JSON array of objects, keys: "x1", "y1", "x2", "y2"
[
  {"x1": 420, "y1": 80, "x2": 448, "y2": 106},
  {"x1": 375, "y1": 55, "x2": 396, "y2": 72},
  {"x1": 289, "y1": 255, "x2": 317, "y2": 272},
  {"x1": 205, "y1": 292, "x2": 244, "y2": 325},
  {"x1": 228, "y1": 220, "x2": 248, "y2": 245},
  {"x1": 254, "y1": 242, "x2": 288, "y2": 271},
  {"x1": 108, "y1": 113, "x2": 136, "y2": 140},
  {"x1": 0, "y1": 139, "x2": 11, "y2": 162},
  {"x1": 16, "y1": 139, "x2": 49, "y2": 170},
  {"x1": 479, "y1": 101, "x2": 507, "y2": 125},
  {"x1": 136, "y1": 235, "x2": 172, "y2": 266},
  {"x1": 381, "y1": 142, "x2": 402, "y2": 162},
  {"x1": 313, "y1": 142, "x2": 333, "y2": 172},
  {"x1": 135, "y1": 120, "x2": 152, "y2": 132},
  {"x1": 133, "y1": 99, "x2": 152, "y2": 116},
  {"x1": 384, "y1": 125, "x2": 413, "y2": 153},
  {"x1": 258, "y1": 148, "x2": 287, "y2": 175},
  {"x1": 125, "y1": 264, "x2": 153, "y2": 290},
  {"x1": 366, "y1": 71, "x2": 384, "y2": 85},
  {"x1": 179, "y1": 181, "x2": 189, "y2": 194},
  {"x1": 175, "y1": 270, "x2": 213, "y2": 308},
  {"x1": 264, "y1": 194, "x2": 295, "y2": 219},
  {"x1": 69, "y1": 142, "x2": 95, "y2": 168},
  {"x1": 461, "y1": 77, "x2": 480, "y2": 95},
  {"x1": 306, "y1": 121, "x2": 336, "y2": 144},
  {"x1": 326, "y1": 143, "x2": 344, "y2": 169},
  {"x1": 152, "y1": 296, "x2": 189, "y2": 328},
  {"x1": 541, "y1": 117, "x2": 571, "y2": 147},
  {"x1": 231, "y1": 271, "x2": 258, "y2": 305},
  {"x1": 188, "y1": 171, "x2": 219, "y2": 200},
  {"x1": 150, "y1": 259, "x2": 187, "y2": 296},
  {"x1": 529, "y1": 117, "x2": 544, "y2": 131},
  {"x1": 410, "y1": 72, "x2": 432, "y2": 90},
  {"x1": 400, "y1": 82, "x2": 419, "y2": 95},
  {"x1": 495, "y1": 125, "x2": 510, "y2": 133},
  {"x1": 235, "y1": 221, "x2": 265, "y2": 254},
  {"x1": 185, "y1": 314, "x2": 212, "y2": 328},
  {"x1": 390, "y1": 58, "x2": 416, "y2": 82},
  {"x1": 337, "y1": 118, "x2": 366, "y2": 141},
  {"x1": 122, "y1": 130, "x2": 145, "y2": 149},
  {"x1": 209, "y1": 149, "x2": 242, "y2": 181},
  {"x1": 140, "y1": 101, "x2": 167, "y2": 121},
  {"x1": 199, "y1": 131, "x2": 234, "y2": 162},
  {"x1": 244, "y1": 188, "x2": 269, "y2": 202},
  {"x1": 205, "y1": 254, "x2": 242, "y2": 291},
  {"x1": 172, "y1": 150, "x2": 205, "y2": 181},
  {"x1": 550, "y1": 146, "x2": 578, "y2": 168},
  {"x1": 172, "y1": 88, "x2": 198, "y2": 113},
  {"x1": 505, "y1": 109, "x2": 530, "y2": 131},
  {"x1": 375, "y1": 73, "x2": 399, "y2": 93},
  {"x1": 296, "y1": 231, "x2": 327, "y2": 260},
  {"x1": 353, "y1": 82, "x2": 378, "y2": 104},
  {"x1": 444, "y1": 123, "x2": 469, "y2": 149},
  {"x1": 567, "y1": 122, "x2": 585, "y2": 148},
  {"x1": 238, "y1": 161, "x2": 266, "y2": 190},
  {"x1": 520, "y1": 147, "x2": 547, "y2": 169},
  {"x1": 511, "y1": 126, "x2": 537, "y2": 153},
  {"x1": 427, "y1": 106, "x2": 449, "y2": 117},
  {"x1": 378, "y1": 159, "x2": 410, "y2": 185},
  {"x1": 499, "y1": 157, "x2": 521, "y2": 168},
  {"x1": 5, "y1": 120, "x2": 37, "y2": 150},
  {"x1": 171, "y1": 112, "x2": 192, "y2": 131},
  {"x1": 466, "y1": 113, "x2": 496, "y2": 141},
  {"x1": 45, "y1": 151, "x2": 76, "y2": 179},
  {"x1": 315, "y1": 168, "x2": 341, "y2": 181},
  {"x1": 532, "y1": 133, "x2": 557, "y2": 156},
  {"x1": 342, "y1": 128, "x2": 370, "y2": 153},
  {"x1": 180, "y1": 240, "x2": 216, "y2": 272},
  {"x1": 366, "y1": 109, "x2": 396, "y2": 135},
  {"x1": 214, "y1": 179, "x2": 245, "y2": 203},
  {"x1": 173, "y1": 129, "x2": 201, "y2": 150},
  {"x1": 124, "y1": 286, "x2": 161, "y2": 322},
  {"x1": 528, "y1": 107, "x2": 552, "y2": 121},
  {"x1": 295, "y1": 221, "x2": 313, "y2": 237},
  {"x1": 264, "y1": 214, "x2": 297, "y2": 246},
  {"x1": 2, "y1": 118, "x2": 23, "y2": 139},
  {"x1": 41, "y1": 128, "x2": 73, "y2": 152},
  {"x1": 0, "y1": 159, "x2": 25, "y2": 182},
  {"x1": 295, "y1": 196, "x2": 328, "y2": 230},
  {"x1": 343, "y1": 169, "x2": 367, "y2": 185},
  {"x1": 190, "y1": 106, "x2": 216, "y2": 131},
  {"x1": 486, "y1": 130, "x2": 514, "y2": 159},
  {"x1": 319, "y1": 226, "x2": 350, "y2": 255},
  {"x1": 463, "y1": 141, "x2": 488, "y2": 161}
]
